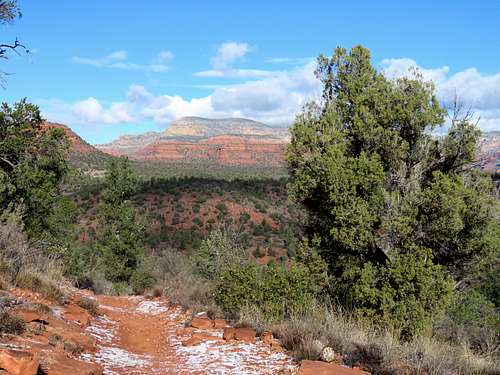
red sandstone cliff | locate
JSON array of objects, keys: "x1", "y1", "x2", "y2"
[{"x1": 95, "y1": 117, "x2": 289, "y2": 167}]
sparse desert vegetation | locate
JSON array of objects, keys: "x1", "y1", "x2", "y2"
[{"x1": 0, "y1": 1, "x2": 498, "y2": 373}]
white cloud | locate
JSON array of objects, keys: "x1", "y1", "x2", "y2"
[
  {"x1": 40, "y1": 55, "x2": 499, "y2": 145},
  {"x1": 39, "y1": 61, "x2": 321, "y2": 135},
  {"x1": 382, "y1": 58, "x2": 500, "y2": 131},
  {"x1": 212, "y1": 42, "x2": 250, "y2": 70},
  {"x1": 72, "y1": 97, "x2": 135, "y2": 124},
  {"x1": 194, "y1": 41, "x2": 282, "y2": 79},
  {"x1": 154, "y1": 50, "x2": 174, "y2": 64},
  {"x1": 194, "y1": 68, "x2": 277, "y2": 78},
  {"x1": 71, "y1": 50, "x2": 173, "y2": 72},
  {"x1": 382, "y1": 58, "x2": 449, "y2": 83}
]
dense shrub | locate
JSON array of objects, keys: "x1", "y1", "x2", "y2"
[
  {"x1": 195, "y1": 229, "x2": 246, "y2": 280},
  {"x1": 130, "y1": 269, "x2": 155, "y2": 294},
  {"x1": 152, "y1": 248, "x2": 217, "y2": 312},
  {"x1": 286, "y1": 45, "x2": 497, "y2": 339},
  {"x1": 214, "y1": 260, "x2": 316, "y2": 321},
  {"x1": 341, "y1": 249, "x2": 453, "y2": 338}
]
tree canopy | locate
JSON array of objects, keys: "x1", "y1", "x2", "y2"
[
  {"x1": 0, "y1": 99, "x2": 72, "y2": 243},
  {"x1": 286, "y1": 45, "x2": 499, "y2": 336}
]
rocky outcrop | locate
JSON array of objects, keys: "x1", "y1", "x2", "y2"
[
  {"x1": 41, "y1": 122, "x2": 98, "y2": 156},
  {"x1": 95, "y1": 117, "x2": 289, "y2": 167},
  {"x1": 134, "y1": 136, "x2": 287, "y2": 167},
  {"x1": 163, "y1": 117, "x2": 289, "y2": 139},
  {"x1": 0, "y1": 290, "x2": 104, "y2": 375},
  {"x1": 42, "y1": 122, "x2": 110, "y2": 170},
  {"x1": 475, "y1": 131, "x2": 500, "y2": 174}
]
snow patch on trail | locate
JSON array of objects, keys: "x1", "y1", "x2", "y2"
[
  {"x1": 172, "y1": 330, "x2": 297, "y2": 375},
  {"x1": 136, "y1": 300, "x2": 169, "y2": 315},
  {"x1": 81, "y1": 308, "x2": 153, "y2": 374},
  {"x1": 87, "y1": 346, "x2": 151, "y2": 372}
]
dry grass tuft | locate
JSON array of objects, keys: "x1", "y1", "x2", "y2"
[
  {"x1": 152, "y1": 248, "x2": 221, "y2": 314},
  {"x1": 0, "y1": 310, "x2": 26, "y2": 335},
  {"x1": 236, "y1": 303, "x2": 499, "y2": 375},
  {"x1": 15, "y1": 269, "x2": 65, "y2": 304},
  {"x1": 76, "y1": 297, "x2": 99, "y2": 316}
]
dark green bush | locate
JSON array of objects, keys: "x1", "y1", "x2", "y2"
[
  {"x1": 214, "y1": 260, "x2": 316, "y2": 321},
  {"x1": 195, "y1": 229, "x2": 245, "y2": 280},
  {"x1": 341, "y1": 249, "x2": 453, "y2": 338},
  {"x1": 130, "y1": 269, "x2": 155, "y2": 294},
  {"x1": 448, "y1": 289, "x2": 498, "y2": 330}
]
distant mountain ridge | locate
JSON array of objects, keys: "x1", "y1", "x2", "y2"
[
  {"x1": 46, "y1": 117, "x2": 499, "y2": 173},
  {"x1": 42, "y1": 121, "x2": 110, "y2": 170},
  {"x1": 95, "y1": 117, "x2": 290, "y2": 167},
  {"x1": 163, "y1": 117, "x2": 289, "y2": 139}
]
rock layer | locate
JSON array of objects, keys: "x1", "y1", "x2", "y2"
[{"x1": 95, "y1": 117, "x2": 289, "y2": 167}]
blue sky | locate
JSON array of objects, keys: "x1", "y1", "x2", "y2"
[{"x1": 2, "y1": 0, "x2": 500, "y2": 144}]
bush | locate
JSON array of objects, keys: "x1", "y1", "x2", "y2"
[
  {"x1": 130, "y1": 269, "x2": 155, "y2": 294},
  {"x1": 341, "y1": 248, "x2": 453, "y2": 338},
  {"x1": 438, "y1": 289, "x2": 500, "y2": 355},
  {"x1": 0, "y1": 310, "x2": 26, "y2": 335},
  {"x1": 76, "y1": 298, "x2": 99, "y2": 317},
  {"x1": 152, "y1": 248, "x2": 218, "y2": 312},
  {"x1": 195, "y1": 229, "x2": 246, "y2": 280},
  {"x1": 449, "y1": 289, "x2": 498, "y2": 329},
  {"x1": 214, "y1": 261, "x2": 316, "y2": 321},
  {"x1": 15, "y1": 270, "x2": 65, "y2": 304}
]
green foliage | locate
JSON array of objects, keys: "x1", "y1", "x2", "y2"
[
  {"x1": 130, "y1": 269, "x2": 155, "y2": 294},
  {"x1": 214, "y1": 260, "x2": 316, "y2": 320},
  {"x1": 342, "y1": 249, "x2": 453, "y2": 338},
  {"x1": 91, "y1": 157, "x2": 149, "y2": 285},
  {"x1": 286, "y1": 45, "x2": 496, "y2": 337},
  {"x1": 195, "y1": 229, "x2": 246, "y2": 280},
  {"x1": 0, "y1": 100, "x2": 74, "y2": 244},
  {"x1": 468, "y1": 220, "x2": 500, "y2": 307},
  {"x1": 448, "y1": 289, "x2": 498, "y2": 330}
]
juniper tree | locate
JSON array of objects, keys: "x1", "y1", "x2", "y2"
[{"x1": 286, "y1": 46, "x2": 499, "y2": 336}]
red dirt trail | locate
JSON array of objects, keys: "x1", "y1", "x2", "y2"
[{"x1": 79, "y1": 293, "x2": 296, "y2": 374}]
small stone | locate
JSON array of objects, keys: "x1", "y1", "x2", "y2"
[
  {"x1": 13, "y1": 309, "x2": 46, "y2": 324},
  {"x1": 190, "y1": 316, "x2": 214, "y2": 329},
  {"x1": 41, "y1": 353, "x2": 102, "y2": 375},
  {"x1": 223, "y1": 327, "x2": 236, "y2": 341},
  {"x1": 63, "y1": 303, "x2": 91, "y2": 327},
  {"x1": 213, "y1": 318, "x2": 228, "y2": 328},
  {"x1": 320, "y1": 346, "x2": 336, "y2": 363},
  {"x1": 234, "y1": 328, "x2": 256, "y2": 342},
  {"x1": 182, "y1": 332, "x2": 222, "y2": 346}
]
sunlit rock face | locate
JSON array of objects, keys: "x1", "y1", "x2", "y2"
[{"x1": 95, "y1": 117, "x2": 290, "y2": 167}]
